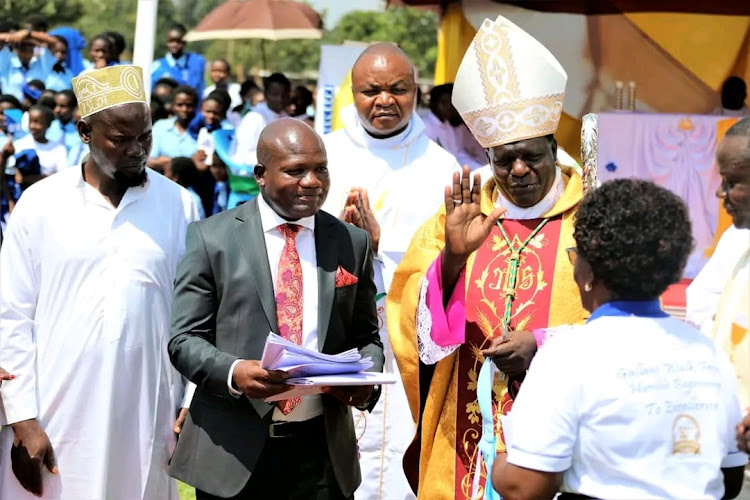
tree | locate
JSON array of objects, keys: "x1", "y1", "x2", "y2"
[
  {"x1": 202, "y1": 6, "x2": 437, "y2": 81},
  {"x1": 175, "y1": 0, "x2": 223, "y2": 28},
  {"x1": 73, "y1": 0, "x2": 179, "y2": 60},
  {"x1": 330, "y1": 7, "x2": 438, "y2": 79},
  {"x1": 0, "y1": 0, "x2": 84, "y2": 25},
  {"x1": 62, "y1": 2, "x2": 437, "y2": 83},
  {"x1": 195, "y1": 4, "x2": 329, "y2": 79}
]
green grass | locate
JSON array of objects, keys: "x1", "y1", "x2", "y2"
[{"x1": 178, "y1": 481, "x2": 195, "y2": 500}]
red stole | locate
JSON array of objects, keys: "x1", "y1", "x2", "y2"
[{"x1": 453, "y1": 216, "x2": 563, "y2": 498}]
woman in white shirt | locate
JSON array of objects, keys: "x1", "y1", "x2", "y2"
[
  {"x1": 492, "y1": 179, "x2": 746, "y2": 500},
  {"x1": 12, "y1": 105, "x2": 67, "y2": 189}
]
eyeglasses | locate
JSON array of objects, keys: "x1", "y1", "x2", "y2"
[{"x1": 566, "y1": 247, "x2": 578, "y2": 265}]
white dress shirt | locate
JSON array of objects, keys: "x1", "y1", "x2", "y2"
[{"x1": 228, "y1": 194, "x2": 322, "y2": 422}]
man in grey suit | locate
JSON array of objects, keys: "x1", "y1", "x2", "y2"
[{"x1": 168, "y1": 118, "x2": 384, "y2": 499}]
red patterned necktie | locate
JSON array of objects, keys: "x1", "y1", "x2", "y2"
[{"x1": 275, "y1": 223, "x2": 303, "y2": 414}]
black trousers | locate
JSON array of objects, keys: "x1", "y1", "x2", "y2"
[{"x1": 195, "y1": 416, "x2": 351, "y2": 500}]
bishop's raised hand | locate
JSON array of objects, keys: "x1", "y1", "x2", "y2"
[
  {"x1": 443, "y1": 165, "x2": 505, "y2": 260},
  {"x1": 440, "y1": 166, "x2": 505, "y2": 303}
]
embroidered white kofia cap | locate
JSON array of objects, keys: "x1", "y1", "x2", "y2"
[{"x1": 452, "y1": 15, "x2": 567, "y2": 149}]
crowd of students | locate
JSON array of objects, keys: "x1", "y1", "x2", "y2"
[{"x1": 0, "y1": 15, "x2": 316, "y2": 228}]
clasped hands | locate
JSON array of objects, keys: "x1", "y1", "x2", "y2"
[{"x1": 340, "y1": 187, "x2": 380, "y2": 254}]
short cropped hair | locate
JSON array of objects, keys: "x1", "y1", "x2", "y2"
[
  {"x1": 29, "y1": 104, "x2": 54, "y2": 125},
  {"x1": 172, "y1": 85, "x2": 198, "y2": 105},
  {"x1": 57, "y1": 89, "x2": 77, "y2": 108},
  {"x1": 264, "y1": 72, "x2": 291, "y2": 91},
  {"x1": 574, "y1": 179, "x2": 693, "y2": 300}
]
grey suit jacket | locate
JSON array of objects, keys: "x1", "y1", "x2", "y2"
[{"x1": 167, "y1": 198, "x2": 384, "y2": 498}]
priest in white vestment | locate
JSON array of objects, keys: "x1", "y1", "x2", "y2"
[
  {"x1": 0, "y1": 65, "x2": 199, "y2": 500},
  {"x1": 687, "y1": 117, "x2": 750, "y2": 336},
  {"x1": 322, "y1": 43, "x2": 460, "y2": 500}
]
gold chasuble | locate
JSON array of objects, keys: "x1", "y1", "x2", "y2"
[{"x1": 387, "y1": 166, "x2": 586, "y2": 499}]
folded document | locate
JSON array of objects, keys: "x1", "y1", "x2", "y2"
[
  {"x1": 261, "y1": 332, "x2": 374, "y2": 377},
  {"x1": 260, "y1": 333, "x2": 395, "y2": 402}
]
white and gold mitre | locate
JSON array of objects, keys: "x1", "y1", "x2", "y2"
[
  {"x1": 72, "y1": 65, "x2": 147, "y2": 118},
  {"x1": 452, "y1": 16, "x2": 567, "y2": 149}
]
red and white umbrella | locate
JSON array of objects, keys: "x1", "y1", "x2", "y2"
[{"x1": 184, "y1": 0, "x2": 324, "y2": 42}]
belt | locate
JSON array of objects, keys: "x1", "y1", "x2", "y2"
[{"x1": 268, "y1": 415, "x2": 324, "y2": 439}]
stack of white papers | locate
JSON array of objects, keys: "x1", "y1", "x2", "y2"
[
  {"x1": 260, "y1": 333, "x2": 397, "y2": 402},
  {"x1": 261, "y1": 333, "x2": 374, "y2": 377}
]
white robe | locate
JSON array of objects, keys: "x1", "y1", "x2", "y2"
[
  {"x1": 686, "y1": 225, "x2": 750, "y2": 335},
  {"x1": 0, "y1": 166, "x2": 200, "y2": 500},
  {"x1": 322, "y1": 107, "x2": 460, "y2": 500}
]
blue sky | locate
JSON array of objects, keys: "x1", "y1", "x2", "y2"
[{"x1": 307, "y1": 0, "x2": 386, "y2": 28}]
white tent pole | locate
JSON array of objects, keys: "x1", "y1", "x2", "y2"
[{"x1": 132, "y1": 0, "x2": 159, "y2": 102}]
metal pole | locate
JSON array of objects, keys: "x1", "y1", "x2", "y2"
[
  {"x1": 227, "y1": 39, "x2": 235, "y2": 65},
  {"x1": 132, "y1": 0, "x2": 159, "y2": 102},
  {"x1": 260, "y1": 39, "x2": 267, "y2": 73}
]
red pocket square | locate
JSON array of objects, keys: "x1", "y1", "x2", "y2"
[{"x1": 335, "y1": 266, "x2": 358, "y2": 287}]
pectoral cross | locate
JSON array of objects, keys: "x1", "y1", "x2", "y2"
[{"x1": 497, "y1": 219, "x2": 549, "y2": 329}]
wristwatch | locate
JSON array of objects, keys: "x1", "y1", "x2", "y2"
[{"x1": 355, "y1": 385, "x2": 381, "y2": 412}]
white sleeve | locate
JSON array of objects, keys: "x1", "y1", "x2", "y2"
[
  {"x1": 505, "y1": 334, "x2": 581, "y2": 472},
  {"x1": 416, "y1": 277, "x2": 459, "y2": 365},
  {"x1": 718, "y1": 354, "x2": 749, "y2": 468},
  {"x1": 686, "y1": 229, "x2": 737, "y2": 333},
  {"x1": 0, "y1": 196, "x2": 40, "y2": 425},
  {"x1": 181, "y1": 381, "x2": 196, "y2": 408},
  {"x1": 182, "y1": 360, "x2": 243, "y2": 407},
  {"x1": 182, "y1": 192, "x2": 201, "y2": 224},
  {"x1": 190, "y1": 197, "x2": 201, "y2": 222},
  {"x1": 227, "y1": 359, "x2": 243, "y2": 398}
]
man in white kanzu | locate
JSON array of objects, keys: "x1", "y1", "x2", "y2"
[
  {"x1": 0, "y1": 65, "x2": 199, "y2": 499},
  {"x1": 322, "y1": 43, "x2": 460, "y2": 500}
]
